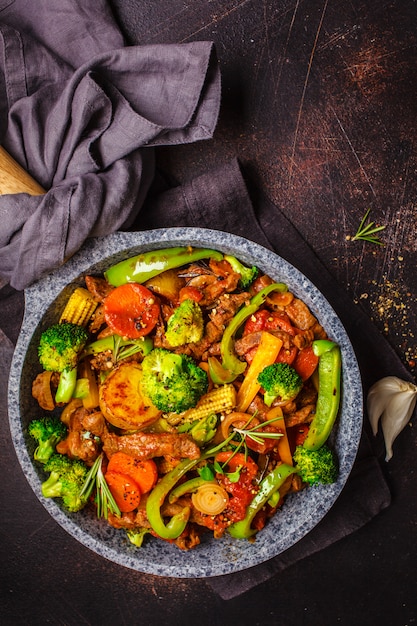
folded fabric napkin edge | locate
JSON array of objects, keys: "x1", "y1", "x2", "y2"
[{"x1": 0, "y1": 26, "x2": 222, "y2": 290}]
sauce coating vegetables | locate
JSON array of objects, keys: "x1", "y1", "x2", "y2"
[{"x1": 30, "y1": 247, "x2": 342, "y2": 550}]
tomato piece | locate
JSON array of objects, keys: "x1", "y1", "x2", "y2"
[
  {"x1": 105, "y1": 470, "x2": 141, "y2": 512},
  {"x1": 103, "y1": 283, "x2": 160, "y2": 339},
  {"x1": 265, "y1": 313, "x2": 295, "y2": 336},
  {"x1": 293, "y1": 346, "x2": 319, "y2": 380},
  {"x1": 244, "y1": 310, "x2": 295, "y2": 337},
  {"x1": 107, "y1": 453, "x2": 158, "y2": 494},
  {"x1": 200, "y1": 452, "x2": 260, "y2": 534},
  {"x1": 275, "y1": 345, "x2": 298, "y2": 365},
  {"x1": 215, "y1": 451, "x2": 258, "y2": 484},
  {"x1": 201, "y1": 486, "x2": 251, "y2": 533},
  {"x1": 243, "y1": 309, "x2": 269, "y2": 335},
  {"x1": 223, "y1": 480, "x2": 254, "y2": 515},
  {"x1": 291, "y1": 423, "x2": 310, "y2": 447}
]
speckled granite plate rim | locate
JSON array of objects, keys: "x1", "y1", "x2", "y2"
[{"x1": 8, "y1": 227, "x2": 363, "y2": 578}]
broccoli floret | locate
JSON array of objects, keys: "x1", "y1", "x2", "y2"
[
  {"x1": 257, "y1": 362, "x2": 303, "y2": 406},
  {"x1": 140, "y1": 348, "x2": 208, "y2": 413},
  {"x1": 38, "y1": 322, "x2": 88, "y2": 372},
  {"x1": 41, "y1": 453, "x2": 89, "y2": 512},
  {"x1": 38, "y1": 323, "x2": 89, "y2": 404},
  {"x1": 126, "y1": 528, "x2": 152, "y2": 548},
  {"x1": 165, "y1": 299, "x2": 204, "y2": 347},
  {"x1": 224, "y1": 255, "x2": 259, "y2": 288},
  {"x1": 293, "y1": 444, "x2": 338, "y2": 486},
  {"x1": 28, "y1": 416, "x2": 67, "y2": 464}
]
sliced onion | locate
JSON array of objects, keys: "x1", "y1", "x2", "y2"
[
  {"x1": 191, "y1": 483, "x2": 229, "y2": 516},
  {"x1": 220, "y1": 411, "x2": 258, "y2": 441}
]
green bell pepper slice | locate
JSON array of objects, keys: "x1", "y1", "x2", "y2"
[
  {"x1": 178, "y1": 414, "x2": 218, "y2": 446},
  {"x1": 145, "y1": 457, "x2": 197, "y2": 539},
  {"x1": 105, "y1": 247, "x2": 224, "y2": 287},
  {"x1": 145, "y1": 437, "x2": 234, "y2": 539},
  {"x1": 303, "y1": 344, "x2": 342, "y2": 451},
  {"x1": 83, "y1": 334, "x2": 153, "y2": 361},
  {"x1": 208, "y1": 356, "x2": 239, "y2": 384},
  {"x1": 219, "y1": 282, "x2": 288, "y2": 380},
  {"x1": 168, "y1": 476, "x2": 214, "y2": 504},
  {"x1": 312, "y1": 339, "x2": 338, "y2": 357},
  {"x1": 228, "y1": 463, "x2": 295, "y2": 539}
]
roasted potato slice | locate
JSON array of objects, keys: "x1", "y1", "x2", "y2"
[{"x1": 99, "y1": 362, "x2": 161, "y2": 430}]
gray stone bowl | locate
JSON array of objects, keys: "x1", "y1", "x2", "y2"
[{"x1": 8, "y1": 228, "x2": 363, "y2": 578}]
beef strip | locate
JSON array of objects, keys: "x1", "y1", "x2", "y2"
[
  {"x1": 234, "y1": 329, "x2": 292, "y2": 356},
  {"x1": 285, "y1": 298, "x2": 317, "y2": 330},
  {"x1": 102, "y1": 431, "x2": 201, "y2": 461},
  {"x1": 85, "y1": 275, "x2": 114, "y2": 302},
  {"x1": 88, "y1": 304, "x2": 105, "y2": 334},
  {"x1": 292, "y1": 328, "x2": 315, "y2": 349},
  {"x1": 56, "y1": 406, "x2": 100, "y2": 465}
]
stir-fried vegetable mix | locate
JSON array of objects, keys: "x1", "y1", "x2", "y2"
[{"x1": 29, "y1": 247, "x2": 342, "y2": 550}]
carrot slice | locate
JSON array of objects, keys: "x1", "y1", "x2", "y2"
[
  {"x1": 105, "y1": 470, "x2": 141, "y2": 512},
  {"x1": 107, "y1": 452, "x2": 158, "y2": 494},
  {"x1": 103, "y1": 283, "x2": 160, "y2": 339}
]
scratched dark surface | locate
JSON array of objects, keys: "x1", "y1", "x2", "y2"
[
  {"x1": 122, "y1": 0, "x2": 417, "y2": 377},
  {"x1": 2, "y1": 1, "x2": 417, "y2": 625}
]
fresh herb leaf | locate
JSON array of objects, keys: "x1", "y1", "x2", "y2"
[
  {"x1": 198, "y1": 464, "x2": 215, "y2": 481},
  {"x1": 226, "y1": 466, "x2": 243, "y2": 483},
  {"x1": 213, "y1": 460, "x2": 224, "y2": 475},
  {"x1": 351, "y1": 209, "x2": 386, "y2": 245}
]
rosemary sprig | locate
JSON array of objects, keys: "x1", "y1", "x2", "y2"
[
  {"x1": 79, "y1": 453, "x2": 121, "y2": 519},
  {"x1": 233, "y1": 426, "x2": 283, "y2": 445},
  {"x1": 351, "y1": 209, "x2": 386, "y2": 245},
  {"x1": 217, "y1": 415, "x2": 284, "y2": 477}
]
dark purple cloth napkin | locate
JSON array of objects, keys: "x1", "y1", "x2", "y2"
[{"x1": 0, "y1": 0, "x2": 220, "y2": 289}]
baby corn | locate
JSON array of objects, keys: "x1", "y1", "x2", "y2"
[
  {"x1": 182, "y1": 384, "x2": 236, "y2": 423},
  {"x1": 60, "y1": 287, "x2": 98, "y2": 327}
]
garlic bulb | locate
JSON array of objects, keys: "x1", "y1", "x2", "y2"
[{"x1": 367, "y1": 376, "x2": 417, "y2": 461}]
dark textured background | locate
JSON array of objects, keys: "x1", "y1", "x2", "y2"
[{"x1": 2, "y1": 1, "x2": 417, "y2": 624}]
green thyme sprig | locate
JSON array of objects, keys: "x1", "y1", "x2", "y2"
[{"x1": 350, "y1": 209, "x2": 386, "y2": 245}]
